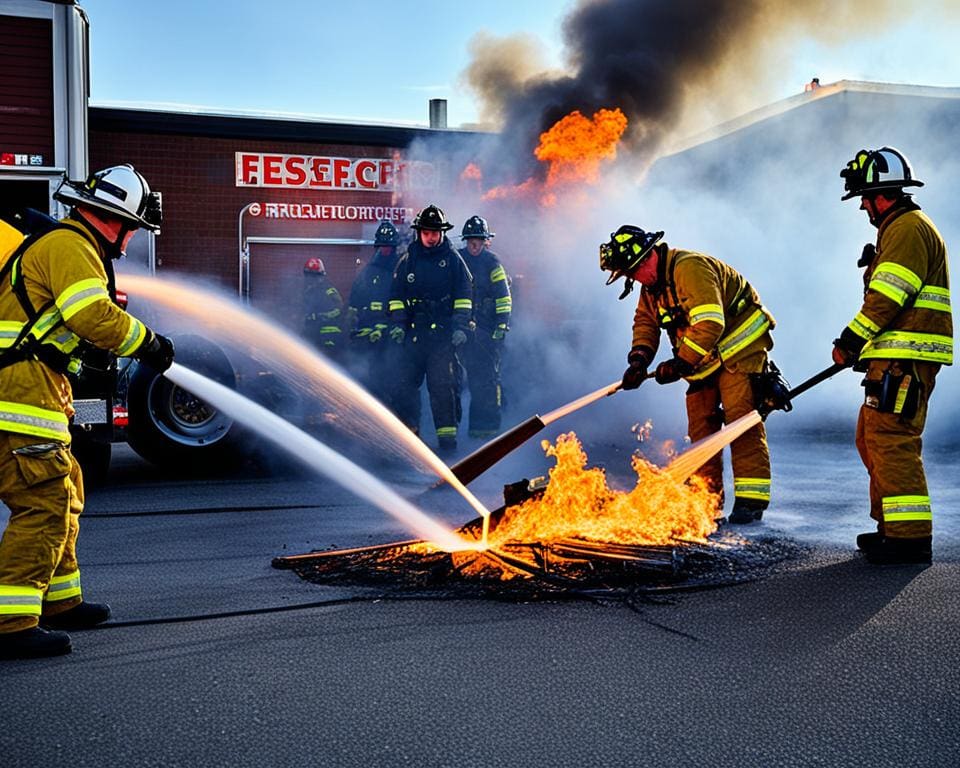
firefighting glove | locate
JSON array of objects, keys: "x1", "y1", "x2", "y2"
[
  {"x1": 655, "y1": 356, "x2": 694, "y2": 385},
  {"x1": 368, "y1": 324, "x2": 387, "y2": 344},
  {"x1": 135, "y1": 331, "x2": 175, "y2": 373},
  {"x1": 491, "y1": 324, "x2": 508, "y2": 341},
  {"x1": 451, "y1": 329, "x2": 468, "y2": 347},
  {"x1": 857, "y1": 243, "x2": 876, "y2": 268},
  {"x1": 832, "y1": 328, "x2": 865, "y2": 367},
  {"x1": 389, "y1": 326, "x2": 406, "y2": 344},
  {"x1": 621, "y1": 345, "x2": 654, "y2": 390}
]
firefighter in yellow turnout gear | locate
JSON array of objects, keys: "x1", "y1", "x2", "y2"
[
  {"x1": 0, "y1": 165, "x2": 175, "y2": 659},
  {"x1": 834, "y1": 147, "x2": 952, "y2": 565},
  {"x1": 600, "y1": 225, "x2": 776, "y2": 523}
]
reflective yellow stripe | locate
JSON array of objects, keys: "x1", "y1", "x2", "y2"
[
  {"x1": 0, "y1": 584, "x2": 44, "y2": 616},
  {"x1": 0, "y1": 401, "x2": 70, "y2": 439},
  {"x1": 868, "y1": 262, "x2": 922, "y2": 307},
  {"x1": 0, "y1": 320, "x2": 23, "y2": 347},
  {"x1": 861, "y1": 331, "x2": 953, "y2": 364},
  {"x1": 734, "y1": 477, "x2": 771, "y2": 501},
  {"x1": 453, "y1": 299, "x2": 473, "y2": 310},
  {"x1": 688, "y1": 303, "x2": 724, "y2": 327},
  {"x1": 685, "y1": 358, "x2": 721, "y2": 381},
  {"x1": 882, "y1": 495, "x2": 932, "y2": 523},
  {"x1": 436, "y1": 426, "x2": 457, "y2": 437},
  {"x1": 388, "y1": 300, "x2": 405, "y2": 312},
  {"x1": 319, "y1": 326, "x2": 341, "y2": 334},
  {"x1": 681, "y1": 336, "x2": 710, "y2": 356},
  {"x1": 718, "y1": 308, "x2": 770, "y2": 360},
  {"x1": 44, "y1": 570, "x2": 82, "y2": 603},
  {"x1": 914, "y1": 285, "x2": 951, "y2": 312},
  {"x1": 57, "y1": 278, "x2": 110, "y2": 321},
  {"x1": 490, "y1": 265, "x2": 507, "y2": 283},
  {"x1": 116, "y1": 317, "x2": 147, "y2": 357},
  {"x1": 369, "y1": 301, "x2": 383, "y2": 311},
  {"x1": 848, "y1": 311, "x2": 882, "y2": 341}
]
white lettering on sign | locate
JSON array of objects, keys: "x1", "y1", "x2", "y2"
[
  {"x1": 248, "y1": 202, "x2": 414, "y2": 223},
  {"x1": 236, "y1": 151, "x2": 438, "y2": 191}
]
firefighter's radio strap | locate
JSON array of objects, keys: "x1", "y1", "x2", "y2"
[{"x1": 0, "y1": 219, "x2": 95, "y2": 375}]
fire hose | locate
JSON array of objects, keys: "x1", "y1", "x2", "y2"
[{"x1": 449, "y1": 362, "x2": 848, "y2": 486}]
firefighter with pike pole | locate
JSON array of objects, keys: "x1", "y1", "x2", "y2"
[
  {"x1": 388, "y1": 205, "x2": 473, "y2": 455},
  {"x1": 458, "y1": 215, "x2": 512, "y2": 439},
  {"x1": 347, "y1": 220, "x2": 403, "y2": 412},
  {"x1": 833, "y1": 146, "x2": 952, "y2": 565},
  {"x1": 600, "y1": 225, "x2": 779, "y2": 524},
  {"x1": 0, "y1": 164, "x2": 175, "y2": 660}
]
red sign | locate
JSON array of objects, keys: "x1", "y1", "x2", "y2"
[
  {"x1": 237, "y1": 152, "x2": 404, "y2": 190},
  {"x1": 235, "y1": 152, "x2": 437, "y2": 191}
]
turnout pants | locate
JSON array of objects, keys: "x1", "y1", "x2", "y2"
[
  {"x1": 395, "y1": 333, "x2": 460, "y2": 443},
  {"x1": 0, "y1": 434, "x2": 85, "y2": 633},
  {"x1": 461, "y1": 332, "x2": 503, "y2": 437},
  {"x1": 856, "y1": 360, "x2": 938, "y2": 540},
  {"x1": 685, "y1": 362, "x2": 770, "y2": 509}
]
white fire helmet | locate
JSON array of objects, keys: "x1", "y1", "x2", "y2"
[{"x1": 54, "y1": 164, "x2": 162, "y2": 232}]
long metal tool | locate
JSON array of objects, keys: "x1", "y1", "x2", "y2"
[
  {"x1": 449, "y1": 379, "x2": 623, "y2": 485},
  {"x1": 665, "y1": 362, "x2": 848, "y2": 483}
]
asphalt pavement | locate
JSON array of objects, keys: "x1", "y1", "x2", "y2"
[{"x1": 1, "y1": 433, "x2": 958, "y2": 768}]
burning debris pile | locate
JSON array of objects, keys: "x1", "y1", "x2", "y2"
[{"x1": 275, "y1": 434, "x2": 802, "y2": 600}]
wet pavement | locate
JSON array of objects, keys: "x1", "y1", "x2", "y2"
[{"x1": 2, "y1": 433, "x2": 958, "y2": 767}]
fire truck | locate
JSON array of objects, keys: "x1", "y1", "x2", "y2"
[{"x1": 2, "y1": 0, "x2": 487, "y2": 482}]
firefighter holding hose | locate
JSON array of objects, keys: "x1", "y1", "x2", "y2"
[
  {"x1": 600, "y1": 225, "x2": 776, "y2": 524},
  {"x1": 833, "y1": 147, "x2": 952, "y2": 565},
  {"x1": 0, "y1": 164, "x2": 175, "y2": 659}
]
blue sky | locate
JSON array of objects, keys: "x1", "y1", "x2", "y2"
[{"x1": 82, "y1": 1, "x2": 960, "y2": 129}]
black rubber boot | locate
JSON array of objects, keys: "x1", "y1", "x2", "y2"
[
  {"x1": 0, "y1": 626, "x2": 72, "y2": 660},
  {"x1": 437, "y1": 437, "x2": 457, "y2": 456},
  {"x1": 864, "y1": 536, "x2": 932, "y2": 565},
  {"x1": 856, "y1": 531, "x2": 884, "y2": 552},
  {"x1": 728, "y1": 502, "x2": 764, "y2": 524},
  {"x1": 41, "y1": 601, "x2": 111, "y2": 631}
]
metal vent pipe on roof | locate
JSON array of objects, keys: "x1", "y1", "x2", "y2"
[{"x1": 429, "y1": 99, "x2": 447, "y2": 129}]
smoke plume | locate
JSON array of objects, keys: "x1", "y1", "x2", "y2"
[{"x1": 465, "y1": 0, "x2": 956, "y2": 179}]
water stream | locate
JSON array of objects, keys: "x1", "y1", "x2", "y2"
[
  {"x1": 121, "y1": 273, "x2": 491, "y2": 523},
  {"x1": 164, "y1": 363, "x2": 480, "y2": 552}
]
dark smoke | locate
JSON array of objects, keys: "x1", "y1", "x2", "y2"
[{"x1": 465, "y1": 0, "x2": 949, "y2": 182}]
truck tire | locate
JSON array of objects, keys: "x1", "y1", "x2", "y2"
[{"x1": 125, "y1": 334, "x2": 239, "y2": 472}]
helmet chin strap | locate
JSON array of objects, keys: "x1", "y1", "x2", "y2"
[{"x1": 618, "y1": 277, "x2": 635, "y2": 300}]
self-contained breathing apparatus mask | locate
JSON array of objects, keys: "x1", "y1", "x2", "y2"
[{"x1": 863, "y1": 362, "x2": 920, "y2": 420}]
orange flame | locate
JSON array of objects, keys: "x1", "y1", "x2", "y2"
[
  {"x1": 489, "y1": 432, "x2": 720, "y2": 547},
  {"x1": 460, "y1": 162, "x2": 483, "y2": 181},
  {"x1": 482, "y1": 108, "x2": 628, "y2": 206}
]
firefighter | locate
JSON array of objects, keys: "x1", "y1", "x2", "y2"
[
  {"x1": 0, "y1": 164, "x2": 175, "y2": 659},
  {"x1": 600, "y1": 225, "x2": 776, "y2": 524},
  {"x1": 388, "y1": 205, "x2": 472, "y2": 454},
  {"x1": 348, "y1": 221, "x2": 402, "y2": 409},
  {"x1": 833, "y1": 147, "x2": 952, "y2": 565},
  {"x1": 302, "y1": 257, "x2": 344, "y2": 354},
  {"x1": 458, "y1": 215, "x2": 512, "y2": 438}
]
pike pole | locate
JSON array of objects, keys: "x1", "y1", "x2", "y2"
[
  {"x1": 449, "y1": 379, "x2": 624, "y2": 485},
  {"x1": 665, "y1": 362, "x2": 848, "y2": 482}
]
